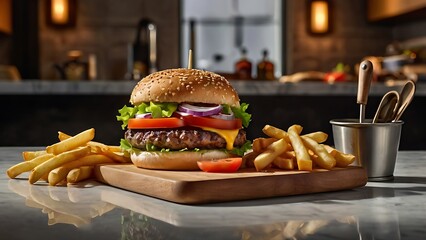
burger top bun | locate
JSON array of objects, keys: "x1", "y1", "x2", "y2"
[
  {"x1": 130, "y1": 150, "x2": 231, "y2": 170},
  {"x1": 130, "y1": 68, "x2": 240, "y2": 107}
]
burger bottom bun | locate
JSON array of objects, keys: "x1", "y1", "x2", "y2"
[{"x1": 130, "y1": 150, "x2": 232, "y2": 170}]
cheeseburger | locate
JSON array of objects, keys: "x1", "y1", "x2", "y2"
[{"x1": 117, "y1": 68, "x2": 251, "y2": 170}]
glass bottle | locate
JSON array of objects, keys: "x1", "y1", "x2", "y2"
[
  {"x1": 64, "y1": 50, "x2": 88, "y2": 80},
  {"x1": 256, "y1": 49, "x2": 275, "y2": 80},
  {"x1": 235, "y1": 47, "x2": 252, "y2": 80}
]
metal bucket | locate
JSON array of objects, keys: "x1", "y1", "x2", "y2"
[{"x1": 330, "y1": 119, "x2": 403, "y2": 181}]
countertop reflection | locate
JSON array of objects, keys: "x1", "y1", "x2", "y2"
[{"x1": 1, "y1": 147, "x2": 426, "y2": 239}]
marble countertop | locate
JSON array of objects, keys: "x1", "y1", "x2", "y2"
[
  {"x1": 1, "y1": 80, "x2": 425, "y2": 96},
  {"x1": 1, "y1": 147, "x2": 426, "y2": 239}
]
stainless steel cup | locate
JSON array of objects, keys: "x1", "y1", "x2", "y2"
[{"x1": 330, "y1": 119, "x2": 403, "y2": 181}]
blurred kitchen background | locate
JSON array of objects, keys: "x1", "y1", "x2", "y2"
[{"x1": 1, "y1": 0, "x2": 426, "y2": 149}]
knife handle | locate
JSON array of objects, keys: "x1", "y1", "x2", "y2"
[{"x1": 357, "y1": 60, "x2": 373, "y2": 105}]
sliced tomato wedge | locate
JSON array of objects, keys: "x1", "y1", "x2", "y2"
[
  {"x1": 128, "y1": 117, "x2": 185, "y2": 129},
  {"x1": 197, "y1": 158, "x2": 242, "y2": 173},
  {"x1": 182, "y1": 115, "x2": 242, "y2": 130}
]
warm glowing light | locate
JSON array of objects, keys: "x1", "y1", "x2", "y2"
[
  {"x1": 310, "y1": 1, "x2": 329, "y2": 34},
  {"x1": 51, "y1": 0, "x2": 69, "y2": 24}
]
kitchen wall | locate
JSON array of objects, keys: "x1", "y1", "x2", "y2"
[
  {"x1": 38, "y1": 0, "x2": 180, "y2": 80},
  {"x1": 286, "y1": 0, "x2": 393, "y2": 74},
  {"x1": 37, "y1": 0, "x2": 426, "y2": 79}
]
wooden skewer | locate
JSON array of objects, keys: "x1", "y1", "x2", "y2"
[{"x1": 187, "y1": 49, "x2": 193, "y2": 69}]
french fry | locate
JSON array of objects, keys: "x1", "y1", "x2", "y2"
[
  {"x1": 323, "y1": 144, "x2": 352, "y2": 166},
  {"x1": 22, "y1": 150, "x2": 47, "y2": 161},
  {"x1": 254, "y1": 138, "x2": 288, "y2": 171},
  {"x1": 48, "y1": 154, "x2": 112, "y2": 186},
  {"x1": 102, "y1": 151, "x2": 131, "y2": 163},
  {"x1": 281, "y1": 151, "x2": 296, "y2": 160},
  {"x1": 273, "y1": 156, "x2": 295, "y2": 170},
  {"x1": 87, "y1": 141, "x2": 109, "y2": 153},
  {"x1": 48, "y1": 168, "x2": 66, "y2": 186},
  {"x1": 302, "y1": 132, "x2": 328, "y2": 143},
  {"x1": 60, "y1": 130, "x2": 123, "y2": 151},
  {"x1": 263, "y1": 125, "x2": 327, "y2": 144},
  {"x1": 301, "y1": 136, "x2": 336, "y2": 170},
  {"x1": 107, "y1": 146, "x2": 122, "y2": 152},
  {"x1": 334, "y1": 152, "x2": 356, "y2": 167},
  {"x1": 57, "y1": 131, "x2": 71, "y2": 141},
  {"x1": 59, "y1": 131, "x2": 128, "y2": 163},
  {"x1": 252, "y1": 138, "x2": 277, "y2": 153},
  {"x1": 40, "y1": 173, "x2": 49, "y2": 182},
  {"x1": 7, "y1": 154, "x2": 54, "y2": 178},
  {"x1": 29, "y1": 146, "x2": 91, "y2": 184},
  {"x1": 322, "y1": 144, "x2": 337, "y2": 156},
  {"x1": 323, "y1": 145, "x2": 355, "y2": 167},
  {"x1": 46, "y1": 128, "x2": 95, "y2": 155},
  {"x1": 288, "y1": 125, "x2": 312, "y2": 171},
  {"x1": 262, "y1": 125, "x2": 290, "y2": 141},
  {"x1": 298, "y1": 159, "x2": 313, "y2": 171},
  {"x1": 67, "y1": 166, "x2": 94, "y2": 184},
  {"x1": 308, "y1": 150, "x2": 320, "y2": 166},
  {"x1": 86, "y1": 141, "x2": 129, "y2": 163},
  {"x1": 59, "y1": 131, "x2": 108, "y2": 151},
  {"x1": 292, "y1": 125, "x2": 303, "y2": 134}
]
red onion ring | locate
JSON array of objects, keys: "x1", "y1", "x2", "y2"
[
  {"x1": 174, "y1": 111, "x2": 191, "y2": 117},
  {"x1": 178, "y1": 103, "x2": 222, "y2": 117},
  {"x1": 210, "y1": 113, "x2": 235, "y2": 120},
  {"x1": 135, "y1": 113, "x2": 152, "y2": 119}
]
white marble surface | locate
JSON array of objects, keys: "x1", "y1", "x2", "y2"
[
  {"x1": 1, "y1": 80, "x2": 425, "y2": 96},
  {"x1": 1, "y1": 147, "x2": 426, "y2": 239}
]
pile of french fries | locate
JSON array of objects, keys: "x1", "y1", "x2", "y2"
[
  {"x1": 7, "y1": 128, "x2": 130, "y2": 186},
  {"x1": 244, "y1": 124, "x2": 356, "y2": 171}
]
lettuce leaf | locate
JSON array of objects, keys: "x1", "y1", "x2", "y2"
[
  {"x1": 120, "y1": 138, "x2": 141, "y2": 154},
  {"x1": 231, "y1": 103, "x2": 252, "y2": 128},
  {"x1": 229, "y1": 140, "x2": 252, "y2": 156},
  {"x1": 117, "y1": 102, "x2": 178, "y2": 129},
  {"x1": 120, "y1": 138, "x2": 132, "y2": 151},
  {"x1": 221, "y1": 103, "x2": 251, "y2": 128},
  {"x1": 117, "y1": 106, "x2": 137, "y2": 130},
  {"x1": 145, "y1": 102, "x2": 177, "y2": 118}
]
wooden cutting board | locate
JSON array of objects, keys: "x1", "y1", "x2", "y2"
[{"x1": 94, "y1": 164, "x2": 367, "y2": 204}]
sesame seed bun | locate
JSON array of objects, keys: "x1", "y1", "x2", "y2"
[{"x1": 130, "y1": 68, "x2": 240, "y2": 107}]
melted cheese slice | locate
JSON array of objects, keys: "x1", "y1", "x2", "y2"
[{"x1": 199, "y1": 127, "x2": 239, "y2": 150}]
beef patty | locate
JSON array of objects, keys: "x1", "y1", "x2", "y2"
[{"x1": 125, "y1": 128, "x2": 246, "y2": 150}]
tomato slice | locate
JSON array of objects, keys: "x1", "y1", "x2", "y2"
[
  {"x1": 197, "y1": 158, "x2": 242, "y2": 173},
  {"x1": 182, "y1": 115, "x2": 242, "y2": 130},
  {"x1": 128, "y1": 118, "x2": 185, "y2": 129}
]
